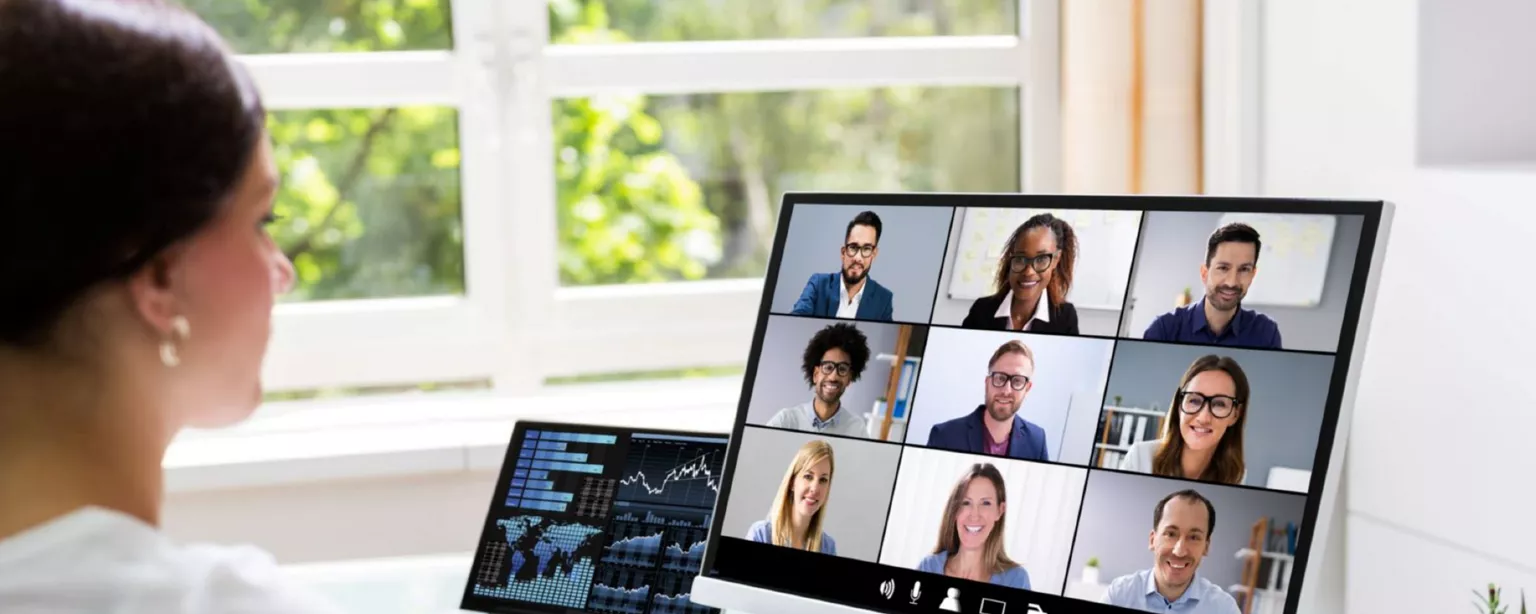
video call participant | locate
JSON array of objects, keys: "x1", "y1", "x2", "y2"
[
  {"x1": 766, "y1": 323, "x2": 871, "y2": 438},
  {"x1": 746, "y1": 439, "x2": 837, "y2": 555},
  {"x1": 926, "y1": 341, "x2": 1049, "y2": 461},
  {"x1": 962, "y1": 213, "x2": 1080, "y2": 334},
  {"x1": 1104, "y1": 489, "x2": 1241, "y2": 614},
  {"x1": 790, "y1": 211, "x2": 894, "y2": 321},
  {"x1": 916, "y1": 463, "x2": 1031, "y2": 589},
  {"x1": 1119, "y1": 356, "x2": 1249, "y2": 485},
  {"x1": 1143, "y1": 223, "x2": 1282, "y2": 349}
]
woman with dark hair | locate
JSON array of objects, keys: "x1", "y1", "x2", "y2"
[
  {"x1": 0, "y1": 1, "x2": 336, "y2": 610},
  {"x1": 915, "y1": 463, "x2": 1030, "y2": 589},
  {"x1": 961, "y1": 213, "x2": 1081, "y2": 335},
  {"x1": 1119, "y1": 355, "x2": 1250, "y2": 485}
]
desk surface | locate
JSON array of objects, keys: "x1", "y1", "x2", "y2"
[{"x1": 283, "y1": 553, "x2": 474, "y2": 614}]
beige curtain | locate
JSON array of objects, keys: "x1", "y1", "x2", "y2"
[{"x1": 1061, "y1": 0, "x2": 1203, "y2": 195}]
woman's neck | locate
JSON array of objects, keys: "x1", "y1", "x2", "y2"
[
  {"x1": 948, "y1": 547, "x2": 988, "y2": 579},
  {"x1": 1010, "y1": 291, "x2": 1042, "y2": 322},
  {"x1": 0, "y1": 360, "x2": 169, "y2": 541},
  {"x1": 789, "y1": 512, "x2": 812, "y2": 545},
  {"x1": 1181, "y1": 446, "x2": 1216, "y2": 479}
]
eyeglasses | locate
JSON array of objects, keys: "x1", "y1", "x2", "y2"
[
  {"x1": 843, "y1": 243, "x2": 876, "y2": 258},
  {"x1": 1008, "y1": 252, "x2": 1057, "y2": 273},
  {"x1": 817, "y1": 361, "x2": 852, "y2": 377},
  {"x1": 1177, "y1": 390, "x2": 1240, "y2": 418},
  {"x1": 988, "y1": 372, "x2": 1031, "y2": 390}
]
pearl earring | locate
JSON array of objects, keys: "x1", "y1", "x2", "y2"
[{"x1": 160, "y1": 315, "x2": 191, "y2": 368}]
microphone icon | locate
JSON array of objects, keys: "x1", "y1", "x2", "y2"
[{"x1": 910, "y1": 580, "x2": 923, "y2": 604}]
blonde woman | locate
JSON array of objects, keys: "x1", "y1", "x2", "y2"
[
  {"x1": 746, "y1": 440, "x2": 838, "y2": 555},
  {"x1": 1120, "y1": 355, "x2": 1250, "y2": 484},
  {"x1": 916, "y1": 463, "x2": 1030, "y2": 589}
]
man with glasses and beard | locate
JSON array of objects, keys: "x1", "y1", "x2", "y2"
[
  {"x1": 766, "y1": 323, "x2": 873, "y2": 438},
  {"x1": 790, "y1": 211, "x2": 895, "y2": 321},
  {"x1": 926, "y1": 340, "x2": 1049, "y2": 461},
  {"x1": 1143, "y1": 223, "x2": 1283, "y2": 349}
]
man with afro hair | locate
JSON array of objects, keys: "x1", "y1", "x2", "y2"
[{"x1": 766, "y1": 322, "x2": 873, "y2": 438}]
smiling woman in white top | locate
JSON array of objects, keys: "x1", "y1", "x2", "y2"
[
  {"x1": 0, "y1": 1, "x2": 337, "y2": 611},
  {"x1": 960, "y1": 213, "x2": 1082, "y2": 335},
  {"x1": 1119, "y1": 355, "x2": 1250, "y2": 485}
]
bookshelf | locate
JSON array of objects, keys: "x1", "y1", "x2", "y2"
[
  {"x1": 1233, "y1": 517, "x2": 1298, "y2": 614},
  {"x1": 1092, "y1": 405, "x2": 1167, "y2": 468}
]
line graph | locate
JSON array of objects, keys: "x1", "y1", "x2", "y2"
[{"x1": 617, "y1": 434, "x2": 727, "y2": 508}]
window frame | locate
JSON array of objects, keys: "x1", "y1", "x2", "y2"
[{"x1": 241, "y1": 0, "x2": 1061, "y2": 395}]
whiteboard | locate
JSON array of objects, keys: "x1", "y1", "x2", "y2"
[
  {"x1": 945, "y1": 208, "x2": 1143, "y2": 310},
  {"x1": 1214, "y1": 213, "x2": 1335, "y2": 307}
]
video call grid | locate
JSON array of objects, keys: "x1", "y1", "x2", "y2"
[{"x1": 712, "y1": 200, "x2": 1361, "y2": 613}]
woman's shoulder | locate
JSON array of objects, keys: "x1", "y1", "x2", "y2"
[
  {"x1": 997, "y1": 563, "x2": 1032, "y2": 589},
  {"x1": 0, "y1": 508, "x2": 338, "y2": 613},
  {"x1": 916, "y1": 551, "x2": 945, "y2": 571},
  {"x1": 746, "y1": 520, "x2": 770, "y2": 539}
]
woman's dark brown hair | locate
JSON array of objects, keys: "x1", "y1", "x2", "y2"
[
  {"x1": 1152, "y1": 355, "x2": 1250, "y2": 484},
  {"x1": 992, "y1": 213, "x2": 1078, "y2": 308},
  {"x1": 0, "y1": 0, "x2": 265, "y2": 347}
]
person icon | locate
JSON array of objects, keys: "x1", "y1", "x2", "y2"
[{"x1": 940, "y1": 587, "x2": 962, "y2": 612}]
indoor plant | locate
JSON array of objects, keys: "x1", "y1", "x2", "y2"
[
  {"x1": 1474, "y1": 583, "x2": 1526, "y2": 614},
  {"x1": 1082, "y1": 557, "x2": 1101, "y2": 585}
]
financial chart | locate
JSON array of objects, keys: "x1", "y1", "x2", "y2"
[
  {"x1": 590, "y1": 566, "x2": 655, "y2": 614},
  {"x1": 469, "y1": 515, "x2": 605, "y2": 609},
  {"x1": 617, "y1": 433, "x2": 726, "y2": 508},
  {"x1": 466, "y1": 426, "x2": 726, "y2": 614}
]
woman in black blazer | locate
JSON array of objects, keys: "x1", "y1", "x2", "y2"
[{"x1": 961, "y1": 213, "x2": 1081, "y2": 335}]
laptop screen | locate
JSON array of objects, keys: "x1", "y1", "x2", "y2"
[
  {"x1": 462, "y1": 421, "x2": 728, "y2": 614},
  {"x1": 700, "y1": 195, "x2": 1384, "y2": 614}
]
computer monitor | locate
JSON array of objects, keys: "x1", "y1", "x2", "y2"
[
  {"x1": 692, "y1": 193, "x2": 1392, "y2": 614},
  {"x1": 461, "y1": 420, "x2": 729, "y2": 614}
]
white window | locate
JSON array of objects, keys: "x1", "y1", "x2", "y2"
[{"x1": 197, "y1": 0, "x2": 1060, "y2": 399}]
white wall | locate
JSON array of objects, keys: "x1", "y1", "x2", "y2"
[
  {"x1": 1263, "y1": 2, "x2": 1536, "y2": 613},
  {"x1": 1416, "y1": 0, "x2": 1536, "y2": 166}
]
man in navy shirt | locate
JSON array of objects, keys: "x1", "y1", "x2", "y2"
[{"x1": 1143, "y1": 223, "x2": 1282, "y2": 349}]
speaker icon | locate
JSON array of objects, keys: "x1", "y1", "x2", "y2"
[{"x1": 879, "y1": 579, "x2": 895, "y2": 599}]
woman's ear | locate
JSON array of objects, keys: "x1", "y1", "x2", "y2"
[{"x1": 124, "y1": 246, "x2": 189, "y2": 337}]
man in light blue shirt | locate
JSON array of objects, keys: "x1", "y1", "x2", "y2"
[{"x1": 1103, "y1": 489, "x2": 1241, "y2": 614}]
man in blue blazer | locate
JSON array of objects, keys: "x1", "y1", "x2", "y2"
[
  {"x1": 927, "y1": 340, "x2": 1050, "y2": 462},
  {"x1": 790, "y1": 211, "x2": 895, "y2": 321}
]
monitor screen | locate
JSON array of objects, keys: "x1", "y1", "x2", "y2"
[
  {"x1": 700, "y1": 194, "x2": 1386, "y2": 614},
  {"x1": 461, "y1": 421, "x2": 729, "y2": 614}
]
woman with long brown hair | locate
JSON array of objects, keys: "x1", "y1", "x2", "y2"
[
  {"x1": 915, "y1": 463, "x2": 1031, "y2": 589},
  {"x1": 961, "y1": 213, "x2": 1081, "y2": 335},
  {"x1": 1120, "y1": 355, "x2": 1250, "y2": 484},
  {"x1": 746, "y1": 439, "x2": 838, "y2": 555}
]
